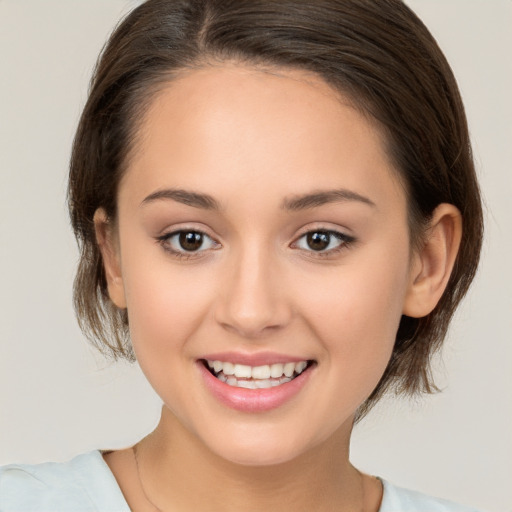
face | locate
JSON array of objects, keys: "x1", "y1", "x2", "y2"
[{"x1": 106, "y1": 65, "x2": 417, "y2": 466}]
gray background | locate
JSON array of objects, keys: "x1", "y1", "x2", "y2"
[{"x1": 0, "y1": 1, "x2": 510, "y2": 511}]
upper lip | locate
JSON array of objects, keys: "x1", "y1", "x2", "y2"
[{"x1": 199, "y1": 351, "x2": 312, "y2": 367}]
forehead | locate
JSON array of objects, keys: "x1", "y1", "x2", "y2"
[{"x1": 121, "y1": 64, "x2": 405, "y2": 212}]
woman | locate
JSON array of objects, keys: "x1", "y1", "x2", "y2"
[{"x1": 0, "y1": 1, "x2": 489, "y2": 510}]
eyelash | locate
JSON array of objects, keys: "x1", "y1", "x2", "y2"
[
  {"x1": 291, "y1": 229, "x2": 356, "y2": 257},
  {"x1": 156, "y1": 229, "x2": 220, "y2": 260},
  {"x1": 156, "y1": 228, "x2": 355, "y2": 260}
]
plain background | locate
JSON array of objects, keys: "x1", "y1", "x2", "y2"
[{"x1": 0, "y1": 1, "x2": 510, "y2": 511}]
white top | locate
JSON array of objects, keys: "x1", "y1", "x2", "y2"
[{"x1": 0, "y1": 451, "x2": 483, "y2": 512}]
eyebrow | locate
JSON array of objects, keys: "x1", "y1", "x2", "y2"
[
  {"x1": 140, "y1": 187, "x2": 375, "y2": 212},
  {"x1": 140, "y1": 188, "x2": 220, "y2": 210},
  {"x1": 282, "y1": 189, "x2": 376, "y2": 211}
]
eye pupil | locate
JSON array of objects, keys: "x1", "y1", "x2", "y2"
[
  {"x1": 307, "y1": 231, "x2": 330, "y2": 251},
  {"x1": 179, "y1": 231, "x2": 203, "y2": 251}
]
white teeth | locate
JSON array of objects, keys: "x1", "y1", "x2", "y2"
[
  {"x1": 223, "y1": 362, "x2": 235, "y2": 375},
  {"x1": 233, "y1": 364, "x2": 252, "y2": 378},
  {"x1": 206, "y1": 359, "x2": 310, "y2": 389},
  {"x1": 252, "y1": 365, "x2": 271, "y2": 379},
  {"x1": 295, "y1": 361, "x2": 307, "y2": 373},
  {"x1": 283, "y1": 362, "x2": 295, "y2": 377},
  {"x1": 255, "y1": 379, "x2": 273, "y2": 389},
  {"x1": 237, "y1": 380, "x2": 255, "y2": 389},
  {"x1": 270, "y1": 363, "x2": 284, "y2": 378}
]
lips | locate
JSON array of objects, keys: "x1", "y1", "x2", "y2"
[{"x1": 198, "y1": 354, "x2": 315, "y2": 412}]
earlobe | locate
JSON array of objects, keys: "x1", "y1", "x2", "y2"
[
  {"x1": 93, "y1": 208, "x2": 127, "y2": 309},
  {"x1": 403, "y1": 203, "x2": 462, "y2": 318}
]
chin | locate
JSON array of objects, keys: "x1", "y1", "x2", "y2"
[
  {"x1": 214, "y1": 441, "x2": 306, "y2": 467},
  {"x1": 199, "y1": 421, "x2": 328, "y2": 468}
]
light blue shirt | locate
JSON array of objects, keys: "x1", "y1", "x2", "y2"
[{"x1": 0, "y1": 451, "x2": 482, "y2": 511}]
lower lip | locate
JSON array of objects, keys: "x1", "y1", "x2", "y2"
[{"x1": 198, "y1": 362, "x2": 313, "y2": 413}]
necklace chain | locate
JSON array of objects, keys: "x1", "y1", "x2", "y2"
[
  {"x1": 132, "y1": 445, "x2": 367, "y2": 512},
  {"x1": 133, "y1": 445, "x2": 164, "y2": 512}
]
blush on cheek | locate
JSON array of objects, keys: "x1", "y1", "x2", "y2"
[
  {"x1": 302, "y1": 273, "x2": 402, "y2": 398},
  {"x1": 125, "y1": 267, "x2": 215, "y2": 354}
]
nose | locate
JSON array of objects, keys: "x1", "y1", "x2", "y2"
[{"x1": 214, "y1": 244, "x2": 292, "y2": 338}]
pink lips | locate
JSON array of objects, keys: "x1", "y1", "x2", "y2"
[{"x1": 197, "y1": 353, "x2": 313, "y2": 413}]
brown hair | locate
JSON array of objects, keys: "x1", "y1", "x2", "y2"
[{"x1": 68, "y1": 0, "x2": 483, "y2": 417}]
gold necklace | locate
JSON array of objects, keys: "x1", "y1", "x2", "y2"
[
  {"x1": 133, "y1": 445, "x2": 163, "y2": 512},
  {"x1": 132, "y1": 445, "x2": 367, "y2": 512}
]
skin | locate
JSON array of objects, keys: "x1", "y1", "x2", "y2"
[{"x1": 96, "y1": 64, "x2": 462, "y2": 512}]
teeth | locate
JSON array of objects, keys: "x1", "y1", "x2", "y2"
[
  {"x1": 270, "y1": 363, "x2": 284, "y2": 378},
  {"x1": 234, "y1": 364, "x2": 252, "y2": 378},
  {"x1": 252, "y1": 365, "x2": 271, "y2": 379},
  {"x1": 255, "y1": 379, "x2": 273, "y2": 389},
  {"x1": 283, "y1": 362, "x2": 295, "y2": 377},
  {"x1": 295, "y1": 361, "x2": 307, "y2": 373},
  {"x1": 218, "y1": 376, "x2": 294, "y2": 389},
  {"x1": 237, "y1": 380, "x2": 254, "y2": 389},
  {"x1": 223, "y1": 362, "x2": 235, "y2": 376},
  {"x1": 205, "y1": 359, "x2": 310, "y2": 389}
]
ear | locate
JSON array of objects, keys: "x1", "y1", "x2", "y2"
[
  {"x1": 93, "y1": 208, "x2": 127, "y2": 309},
  {"x1": 403, "y1": 203, "x2": 462, "y2": 318}
]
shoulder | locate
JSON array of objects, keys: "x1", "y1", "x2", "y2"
[
  {"x1": 379, "y1": 479, "x2": 485, "y2": 512},
  {"x1": 0, "y1": 450, "x2": 129, "y2": 512}
]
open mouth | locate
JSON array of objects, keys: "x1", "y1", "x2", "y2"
[{"x1": 202, "y1": 359, "x2": 315, "y2": 389}]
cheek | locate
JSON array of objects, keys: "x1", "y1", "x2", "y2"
[
  {"x1": 121, "y1": 252, "x2": 216, "y2": 362},
  {"x1": 298, "y1": 249, "x2": 410, "y2": 384},
  {"x1": 122, "y1": 261, "x2": 220, "y2": 421}
]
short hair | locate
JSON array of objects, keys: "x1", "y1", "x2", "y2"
[{"x1": 68, "y1": 0, "x2": 483, "y2": 417}]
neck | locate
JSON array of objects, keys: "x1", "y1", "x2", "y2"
[{"x1": 135, "y1": 406, "x2": 365, "y2": 512}]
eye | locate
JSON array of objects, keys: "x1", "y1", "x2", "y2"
[
  {"x1": 293, "y1": 230, "x2": 354, "y2": 253},
  {"x1": 158, "y1": 230, "x2": 218, "y2": 254}
]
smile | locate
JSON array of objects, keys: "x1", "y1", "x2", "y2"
[{"x1": 205, "y1": 360, "x2": 310, "y2": 389}]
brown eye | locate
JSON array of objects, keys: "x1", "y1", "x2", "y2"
[
  {"x1": 159, "y1": 230, "x2": 218, "y2": 255},
  {"x1": 179, "y1": 231, "x2": 204, "y2": 251},
  {"x1": 293, "y1": 229, "x2": 354, "y2": 255},
  {"x1": 306, "y1": 231, "x2": 331, "y2": 251}
]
